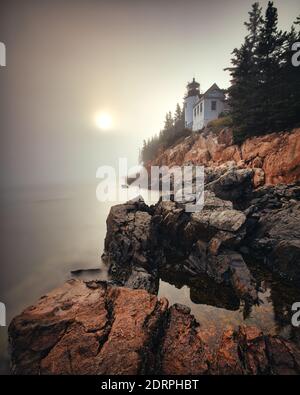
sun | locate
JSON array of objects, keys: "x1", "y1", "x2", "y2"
[{"x1": 95, "y1": 112, "x2": 113, "y2": 130}]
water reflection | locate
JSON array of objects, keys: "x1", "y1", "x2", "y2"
[
  {"x1": 158, "y1": 259, "x2": 300, "y2": 350},
  {"x1": 160, "y1": 267, "x2": 240, "y2": 311}
]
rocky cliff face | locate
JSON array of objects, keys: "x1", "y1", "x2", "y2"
[
  {"x1": 9, "y1": 280, "x2": 300, "y2": 375},
  {"x1": 147, "y1": 128, "x2": 300, "y2": 187}
]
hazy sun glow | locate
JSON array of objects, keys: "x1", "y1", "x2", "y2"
[{"x1": 95, "y1": 112, "x2": 113, "y2": 130}]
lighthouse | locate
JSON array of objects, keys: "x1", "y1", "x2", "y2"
[{"x1": 184, "y1": 78, "x2": 200, "y2": 129}]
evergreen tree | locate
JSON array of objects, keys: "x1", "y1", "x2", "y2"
[
  {"x1": 164, "y1": 111, "x2": 174, "y2": 130},
  {"x1": 140, "y1": 104, "x2": 190, "y2": 163},
  {"x1": 277, "y1": 17, "x2": 300, "y2": 129},
  {"x1": 174, "y1": 103, "x2": 182, "y2": 123},
  {"x1": 227, "y1": 2, "x2": 300, "y2": 143},
  {"x1": 174, "y1": 103, "x2": 184, "y2": 132},
  {"x1": 226, "y1": 2, "x2": 263, "y2": 141},
  {"x1": 255, "y1": 1, "x2": 285, "y2": 131}
]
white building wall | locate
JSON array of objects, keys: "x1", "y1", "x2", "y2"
[
  {"x1": 184, "y1": 95, "x2": 198, "y2": 129},
  {"x1": 203, "y1": 98, "x2": 224, "y2": 126},
  {"x1": 192, "y1": 97, "x2": 225, "y2": 131},
  {"x1": 192, "y1": 100, "x2": 205, "y2": 131}
]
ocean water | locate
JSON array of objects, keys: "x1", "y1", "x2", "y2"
[
  {"x1": 0, "y1": 184, "x2": 111, "y2": 374},
  {"x1": 0, "y1": 184, "x2": 299, "y2": 373}
]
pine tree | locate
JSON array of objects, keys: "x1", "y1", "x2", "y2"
[
  {"x1": 255, "y1": 1, "x2": 286, "y2": 131},
  {"x1": 226, "y1": 2, "x2": 263, "y2": 141},
  {"x1": 174, "y1": 103, "x2": 184, "y2": 133},
  {"x1": 164, "y1": 111, "x2": 174, "y2": 130},
  {"x1": 174, "y1": 103, "x2": 182, "y2": 123},
  {"x1": 226, "y1": 2, "x2": 300, "y2": 143},
  {"x1": 277, "y1": 17, "x2": 300, "y2": 129}
]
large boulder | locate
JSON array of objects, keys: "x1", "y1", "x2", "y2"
[
  {"x1": 9, "y1": 280, "x2": 168, "y2": 375},
  {"x1": 206, "y1": 168, "x2": 253, "y2": 205},
  {"x1": 102, "y1": 197, "x2": 160, "y2": 294}
]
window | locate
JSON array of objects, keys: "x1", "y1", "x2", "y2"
[
  {"x1": 211, "y1": 101, "x2": 217, "y2": 111},
  {"x1": 194, "y1": 108, "x2": 197, "y2": 117},
  {"x1": 197, "y1": 105, "x2": 199, "y2": 115},
  {"x1": 200, "y1": 103, "x2": 203, "y2": 113}
]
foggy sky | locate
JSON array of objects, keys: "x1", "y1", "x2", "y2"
[{"x1": 0, "y1": 0, "x2": 299, "y2": 187}]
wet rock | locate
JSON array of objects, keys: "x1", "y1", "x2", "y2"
[
  {"x1": 246, "y1": 188, "x2": 300, "y2": 284},
  {"x1": 186, "y1": 248, "x2": 258, "y2": 304},
  {"x1": 102, "y1": 182, "x2": 300, "y2": 302},
  {"x1": 152, "y1": 200, "x2": 190, "y2": 256},
  {"x1": 103, "y1": 188, "x2": 257, "y2": 304},
  {"x1": 227, "y1": 252, "x2": 258, "y2": 303},
  {"x1": 102, "y1": 197, "x2": 160, "y2": 294},
  {"x1": 160, "y1": 265, "x2": 241, "y2": 311}
]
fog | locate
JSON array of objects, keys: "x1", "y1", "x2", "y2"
[{"x1": 0, "y1": 0, "x2": 298, "y2": 187}]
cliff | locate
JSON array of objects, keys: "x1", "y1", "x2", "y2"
[{"x1": 147, "y1": 128, "x2": 300, "y2": 187}]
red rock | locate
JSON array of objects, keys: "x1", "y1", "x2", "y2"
[
  {"x1": 252, "y1": 156, "x2": 263, "y2": 168},
  {"x1": 213, "y1": 326, "x2": 300, "y2": 375},
  {"x1": 217, "y1": 128, "x2": 234, "y2": 146},
  {"x1": 262, "y1": 129, "x2": 300, "y2": 184},
  {"x1": 160, "y1": 304, "x2": 211, "y2": 375},
  {"x1": 219, "y1": 145, "x2": 241, "y2": 164},
  {"x1": 9, "y1": 280, "x2": 300, "y2": 375},
  {"x1": 253, "y1": 168, "x2": 265, "y2": 188},
  {"x1": 147, "y1": 128, "x2": 300, "y2": 187},
  {"x1": 9, "y1": 280, "x2": 168, "y2": 375},
  {"x1": 212, "y1": 328, "x2": 244, "y2": 375}
]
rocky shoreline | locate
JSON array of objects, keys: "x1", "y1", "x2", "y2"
[
  {"x1": 8, "y1": 163, "x2": 300, "y2": 374},
  {"x1": 9, "y1": 280, "x2": 300, "y2": 375},
  {"x1": 103, "y1": 166, "x2": 300, "y2": 305}
]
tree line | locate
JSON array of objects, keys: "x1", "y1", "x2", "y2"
[
  {"x1": 140, "y1": 103, "x2": 190, "y2": 163},
  {"x1": 227, "y1": 1, "x2": 300, "y2": 143}
]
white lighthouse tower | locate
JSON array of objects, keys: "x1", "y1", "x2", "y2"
[{"x1": 184, "y1": 78, "x2": 200, "y2": 129}]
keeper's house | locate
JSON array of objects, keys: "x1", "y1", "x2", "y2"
[{"x1": 184, "y1": 78, "x2": 227, "y2": 131}]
